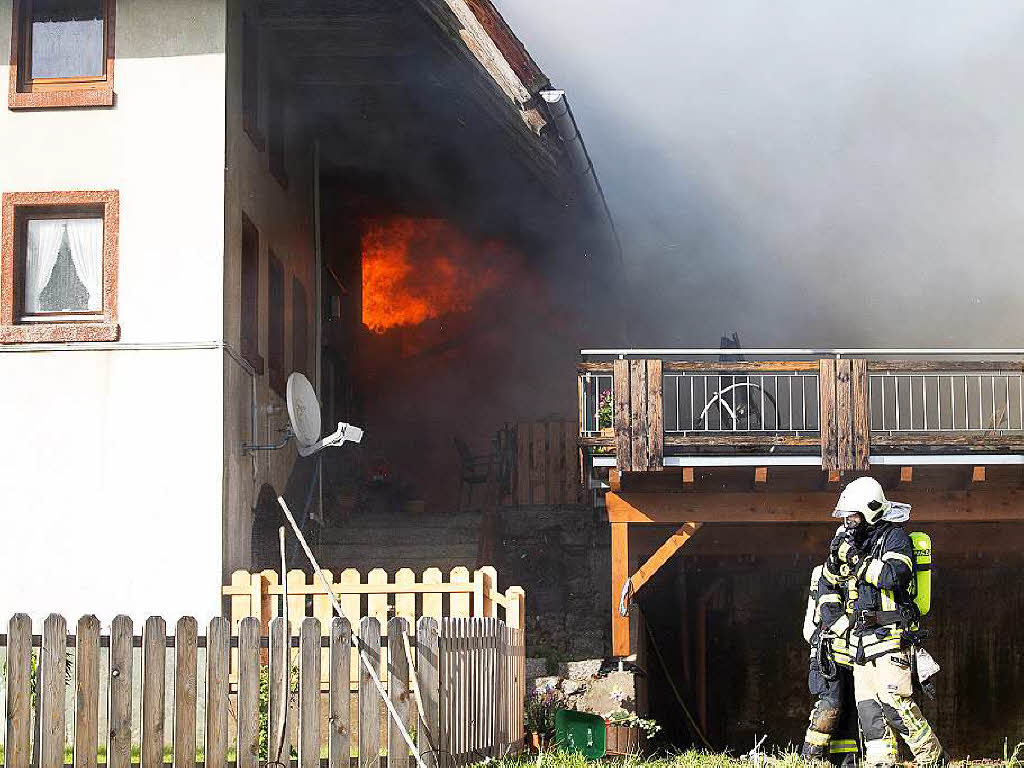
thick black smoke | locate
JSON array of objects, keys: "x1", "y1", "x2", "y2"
[{"x1": 496, "y1": 1, "x2": 1024, "y2": 347}]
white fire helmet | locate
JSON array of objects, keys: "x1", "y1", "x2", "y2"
[{"x1": 832, "y1": 476, "x2": 890, "y2": 526}]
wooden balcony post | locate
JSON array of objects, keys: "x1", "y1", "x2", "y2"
[
  {"x1": 613, "y1": 359, "x2": 631, "y2": 472},
  {"x1": 613, "y1": 359, "x2": 665, "y2": 473},
  {"x1": 851, "y1": 359, "x2": 870, "y2": 470},
  {"x1": 611, "y1": 521, "x2": 630, "y2": 656},
  {"x1": 819, "y1": 359, "x2": 838, "y2": 471}
]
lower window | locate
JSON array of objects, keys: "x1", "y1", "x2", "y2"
[{"x1": 1, "y1": 190, "x2": 119, "y2": 343}]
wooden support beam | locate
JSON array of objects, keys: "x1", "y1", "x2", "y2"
[
  {"x1": 820, "y1": 360, "x2": 838, "y2": 471},
  {"x1": 611, "y1": 522, "x2": 630, "y2": 657},
  {"x1": 606, "y1": 488, "x2": 1024, "y2": 523},
  {"x1": 754, "y1": 467, "x2": 768, "y2": 485},
  {"x1": 682, "y1": 467, "x2": 695, "y2": 484},
  {"x1": 972, "y1": 466, "x2": 986, "y2": 484},
  {"x1": 628, "y1": 522, "x2": 702, "y2": 595},
  {"x1": 900, "y1": 466, "x2": 914, "y2": 484}
]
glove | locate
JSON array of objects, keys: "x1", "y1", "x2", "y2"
[
  {"x1": 855, "y1": 556, "x2": 873, "y2": 582},
  {"x1": 835, "y1": 535, "x2": 862, "y2": 567}
]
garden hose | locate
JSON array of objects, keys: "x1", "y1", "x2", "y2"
[{"x1": 643, "y1": 615, "x2": 713, "y2": 750}]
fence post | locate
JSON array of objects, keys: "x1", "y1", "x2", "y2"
[
  {"x1": 504, "y1": 587, "x2": 525, "y2": 630},
  {"x1": 75, "y1": 615, "x2": 101, "y2": 768},
  {"x1": 205, "y1": 617, "x2": 230, "y2": 768},
  {"x1": 387, "y1": 617, "x2": 411, "y2": 768},
  {"x1": 416, "y1": 617, "x2": 440, "y2": 768},
  {"x1": 38, "y1": 613, "x2": 67, "y2": 768},
  {"x1": 298, "y1": 617, "x2": 322, "y2": 768},
  {"x1": 236, "y1": 618, "x2": 260, "y2": 768},
  {"x1": 269, "y1": 616, "x2": 291, "y2": 765},
  {"x1": 141, "y1": 617, "x2": 166, "y2": 768},
  {"x1": 174, "y1": 617, "x2": 198, "y2": 768},
  {"x1": 328, "y1": 617, "x2": 352, "y2": 768},
  {"x1": 358, "y1": 617, "x2": 382, "y2": 768},
  {"x1": 108, "y1": 616, "x2": 133, "y2": 768},
  {"x1": 5, "y1": 614, "x2": 31, "y2": 768}
]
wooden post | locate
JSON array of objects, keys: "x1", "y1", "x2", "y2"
[
  {"x1": 39, "y1": 613, "x2": 67, "y2": 768},
  {"x1": 328, "y1": 617, "x2": 352, "y2": 768},
  {"x1": 141, "y1": 617, "x2": 166, "y2": 768},
  {"x1": 630, "y1": 360, "x2": 649, "y2": 471},
  {"x1": 450, "y1": 567, "x2": 470, "y2": 618},
  {"x1": 613, "y1": 359, "x2": 632, "y2": 472},
  {"x1": 107, "y1": 616, "x2": 133, "y2": 768},
  {"x1": 416, "y1": 617, "x2": 441, "y2": 768},
  {"x1": 851, "y1": 358, "x2": 871, "y2": 470},
  {"x1": 836, "y1": 358, "x2": 854, "y2": 470},
  {"x1": 298, "y1": 618, "x2": 321, "y2": 768},
  {"x1": 504, "y1": 586, "x2": 525, "y2": 630},
  {"x1": 74, "y1": 615, "x2": 101, "y2": 768},
  {"x1": 236, "y1": 618, "x2": 260, "y2": 768},
  {"x1": 819, "y1": 359, "x2": 838, "y2": 470},
  {"x1": 173, "y1": 617, "x2": 198, "y2": 768},
  {"x1": 205, "y1": 618, "x2": 230, "y2": 768},
  {"x1": 611, "y1": 521, "x2": 630, "y2": 656},
  {"x1": 422, "y1": 567, "x2": 443, "y2": 620},
  {"x1": 646, "y1": 359, "x2": 665, "y2": 471},
  {"x1": 269, "y1": 617, "x2": 291, "y2": 766},
  {"x1": 6, "y1": 614, "x2": 32, "y2": 768},
  {"x1": 387, "y1": 618, "x2": 411, "y2": 768},
  {"x1": 358, "y1": 618, "x2": 382, "y2": 768}
]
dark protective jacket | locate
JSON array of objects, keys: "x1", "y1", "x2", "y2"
[
  {"x1": 848, "y1": 522, "x2": 917, "y2": 661},
  {"x1": 815, "y1": 564, "x2": 853, "y2": 666}
]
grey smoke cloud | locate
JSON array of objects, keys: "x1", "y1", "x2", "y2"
[{"x1": 495, "y1": 1, "x2": 1024, "y2": 347}]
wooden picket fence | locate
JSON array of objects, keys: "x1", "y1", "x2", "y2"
[
  {"x1": 0, "y1": 613, "x2": 525, "y2": 768},
  {"x1": 222, "y1": 566, "x2": 524, "y2": 687}
]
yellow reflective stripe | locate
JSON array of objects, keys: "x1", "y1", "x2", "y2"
[
  {"x1": 818, "y1": 593, "x2": 841, "y2": 605},
  {"x1": 865, "y1": 558, "x2": 884, "y2": 586},
  {"x1": 805, "y1": 730, "x2": 831, "y2": 747},
  {"x1": 823, "y1": 562, "x2": 841, "y2": 585},
  {"x1": 881, "y1": 588, "x2": 897, "y2": 612},
  {"x1": 829, "y1": 740, "x2": 858, "y2": 754},
  {"x1": 883, "y1": 551, "x2": 914, "y2": 569},
  {"x1": 829, "y1": 615, "x2": 851, "y2": 636}
]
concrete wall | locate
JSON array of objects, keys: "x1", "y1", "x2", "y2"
[
  {"x1": 222, "y1": 0, "x2": 317, "y2": 575},
  {"x1": 0, "y1": 0, "x2": 226, "y2": 624}
]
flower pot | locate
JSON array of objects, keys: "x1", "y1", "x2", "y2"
[
  {"x1": 525, "y1": 731, "x2": 549, "y2": 753},
  {"x1": 605, "y1": 724, "x2": 644, "y2": 756},
  {"x1": 600, "y1": 426, "x2": 614, "y2": 437}
]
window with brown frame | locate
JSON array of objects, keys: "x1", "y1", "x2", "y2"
[
  {"x1": 292, "y1": 276, "x2": 308, "y2": 377},
  {"x1": 9, "y1": 0, "x2": 116, "y2": 109},
  {"x1": 267, "y1": 250, "x2": 285, "y2": 397},
  {"x1": 1, "y1": 190, "x2": 119, "y2": 343},
  {"x1": 242, "y1": 11, "x2": 263, "y2": 148},
  {"x1": 267, "y1": 73, "x2": 287, "y2": 187},
  {"x1": 240, "y1": 213, "x2": 263, "y2": 373}
]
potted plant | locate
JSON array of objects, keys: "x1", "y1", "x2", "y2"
[
  {"x1": 597, "y1": 391, "x2": 614, "y2": 436},
  {"x1": 524, "y1": 690, "x2": 559, "y2": 752},
  {"x1": 604, "y1": 710, "x2": 661, "y2": 756}
]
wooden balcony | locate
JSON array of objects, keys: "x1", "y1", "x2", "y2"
[{"x1": 579, "y1": 355, "x2": 1024, "y2": 473}]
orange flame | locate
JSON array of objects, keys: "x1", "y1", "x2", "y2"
[{"x1": 361, "y1": 216, "x2": 513, "y2": 333}]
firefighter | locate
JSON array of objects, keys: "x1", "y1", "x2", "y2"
[
  {"x1": 800, "y1": 540, "x2": 859, "y2": 767},
  {"x1": 831, "y1": 477, "x2": 945, "y2": 768}
]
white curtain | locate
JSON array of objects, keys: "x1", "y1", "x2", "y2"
[
  {"x1": 25, "y1": 219, "x2": 65, "y2": 314},
  {"x1": 66, "y1": 218, "x2": 103, "y2": 311}
]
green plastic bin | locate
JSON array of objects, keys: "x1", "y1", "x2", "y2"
[{"x1": 555, "y1": 709, "x2": 607, "y2": 760}]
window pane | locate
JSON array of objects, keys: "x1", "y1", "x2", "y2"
[
  {"x1": 30, "y1": 0, "x2": 105, "y2": 80},
  {"x1": 25, "y1": 217, "x2": 103, "y2": 314}
]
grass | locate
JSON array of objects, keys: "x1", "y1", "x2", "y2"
[{"x1": 472, "y1": 744, "x2": 1024, "y2": 768}]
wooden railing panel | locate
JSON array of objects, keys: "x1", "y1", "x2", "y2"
[{"x1": 819, "y1": 359, "x2": 838, "y2": 470}]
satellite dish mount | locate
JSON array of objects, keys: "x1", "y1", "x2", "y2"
[{"x1": 243, "y1": 372, "x2": 363, "y2": 454}]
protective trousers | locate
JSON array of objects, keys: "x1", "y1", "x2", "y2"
[
  {"x1": 802, "y1": 663, "x2": 859, "y2": 767},
  {"x1": 854, "y1": 649, "x2": 943, "y2": 767}
]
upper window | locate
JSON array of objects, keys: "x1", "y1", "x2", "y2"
[
  {"x1": 240, "y1": 213, "x2": 263, "y2": 373},
  {"x1": 267, "y1": 251, "x2": 285, "y2": 397},
  {"x1": 241, "y1": 11, "x2": 263, "y2": 148},
  {"x1": 292, "y1": 276, "x2": 308, "y2": 377},
  {"x1": 1, "y1": 190, "x2": 119, "y2": 343},
  {"x1": 9, "y1": 0, "x2": 116, "y2": 109}
]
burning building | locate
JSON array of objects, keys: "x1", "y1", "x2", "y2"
[{"x1": 0, "y1": 0, "x2": 616, "y2": 627}]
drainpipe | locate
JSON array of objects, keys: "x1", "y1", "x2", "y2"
[{"x1": 539, "y1": 89, "x2": 624, "y2": 269}]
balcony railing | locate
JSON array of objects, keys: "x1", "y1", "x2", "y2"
[{"x1": 579, "y1": 351, "x2": 1024, "y2": 472}]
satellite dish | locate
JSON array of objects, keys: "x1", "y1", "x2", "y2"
[{"x1": 286, "y1": 372, "x2": 363, "y2": 457}]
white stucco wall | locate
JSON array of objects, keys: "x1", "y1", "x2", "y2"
[
  {"x1": 0, "y1": 0, "x2": 227, "y2": 625},
  {"x1": 222, "y1": 0, "x2": 317, "y2": 575}
]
